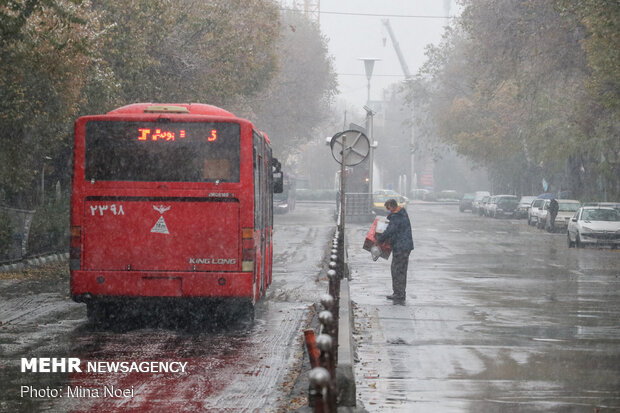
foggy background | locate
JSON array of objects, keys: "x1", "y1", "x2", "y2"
[
  {"x1": 281, "y1": 0, "x2": 483, "y2": 196},
  {"x1": 316, "y1": 0, "x2": 456, "y2": 105}
]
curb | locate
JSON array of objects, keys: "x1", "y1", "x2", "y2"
[
  {"x1": 336, "y1": 277, "x2": 356, "y2": 406},
  {"x1": 0, "y1": 252, "x2": 69, "y2": 273}
]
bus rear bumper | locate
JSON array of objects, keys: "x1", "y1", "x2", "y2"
[{"x1": 71, "y1": 270, "x2": 254, "y2": 302}]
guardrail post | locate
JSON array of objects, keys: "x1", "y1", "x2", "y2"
[
  {"x1": 326, "y1": 269, "x2": 340, "y2": 356},
  {"x1": 316, "y1": 333, "x2": 337, "y2": 412},
  {"x1": 309, "y1": 367, "x2": 330, "y2": 413},
  {"x1": 306, "y1": 225, "x2": 346, "y2": 411},
  {"x1": 321, "y1": 294, "x2": 335, "y2": 314}
]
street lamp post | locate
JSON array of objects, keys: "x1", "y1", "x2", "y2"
[
  {"x1": 363, "y1": 106, "x2": 376, "y2": 200},
  {"x1": 358, "y1": 58, "x2": 380, "y2": 105},
  {"x1": 359, "y1": 58, "x2": 380, "y2": 206}
]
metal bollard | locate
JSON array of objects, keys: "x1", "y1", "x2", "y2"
[
  {"x1": 318, "y1": 310, "x2": 334, "y2": 336},
  {"x1": 316, "y1": 333, "x2": 334, "y2": 373},
  {"x1": 309, "y1": 367, "x2": 330, "y2": 413},
  {"x1": 325, "y1": 270, "x2": 340, "y2": 362},
  {"x1": 321, "y1": 294, "x2": 335, "y2": 313},
  {"x1": 326, "y1": 269, "x2": 338, "y2": 303},
  {"x1": 316, "y1": 334, "x2": 337, "y2": 412}
]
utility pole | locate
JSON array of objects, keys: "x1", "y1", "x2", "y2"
[
  {"x1": 359, "y1": 58, "x2": 379, "y2": 200},
  {"x1": 364, "y1": 107, "x2": 375, "y2": 198}
]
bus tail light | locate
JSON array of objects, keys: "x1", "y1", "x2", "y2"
[
  {"x1": 242, "y1": 228, "x2": 254, "y2": 272},
  {"x1": 69, "y1": 226, "x2": 81, "y2": 270}
]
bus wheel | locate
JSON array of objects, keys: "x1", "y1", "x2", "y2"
[
  {"x1": 231, "y1": 299, "x2": 255, "y2": 322},
  {"x1": 240, "y1": 300, "x2": 255, "y2": 321},
  {"x1": 86, "y1": 302, "x2": 109, "y2": 325}
]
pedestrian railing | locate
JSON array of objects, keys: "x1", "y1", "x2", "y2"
[
  {"x1": 336, "y1": 191, "x2": 372, "y2": 218},
  {"x1": 305, "y1": 228, "x2": 345, "y2": 412}
]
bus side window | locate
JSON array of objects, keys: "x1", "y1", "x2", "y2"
[
  {"x1": 273, "y1": 172, "x2": 283, "y2": 193},
  {"x1": 272, "y1": 157, "x2": 283, "y2": 193}
]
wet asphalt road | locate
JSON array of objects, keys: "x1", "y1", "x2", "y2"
[
  {"x1": 2, "y1": 202, "x2": 618, "y2": 412},
  {"x1": 348, "y1": 203, "x2": 620, "y2": 412},
  {"x1": 0, "y1": 202, "x2": 334, "y2": 413}
]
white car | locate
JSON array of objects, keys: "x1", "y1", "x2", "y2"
[
  {"x1": 472, "y1": 191, "x2": 491, "y2": 214},
  {"x1": 567, "y1": 207, "x2": 620, "y2": 248},
  {"x1": 544, "y1": 199, "x2": 581, "y2": 232},
  {"x1": 536, "y1": 199, "x2": 550, "y2": 229},
  {"x1": 485, "y1": 196, "x2": 498, "y2": 217},
  {"x1": 516, "y1": 196, "x2": 537, "y2": 219},
  {"x1": 528, "y1": 198, "x2": 546, "y2": 226}
]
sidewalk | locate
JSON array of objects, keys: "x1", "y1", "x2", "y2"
[
  {"x1": 0, "y1": 252, "x2": 68, "y2": 273},
  {"x1": 344, "y1": 218, "x2": 493, "y2": 411},
  {"x1": 345, "y1": 223, "x2": 423, "y2": 411},
  {"x1": 342, "y1": 203, "x2": 620, "y2": 413}
]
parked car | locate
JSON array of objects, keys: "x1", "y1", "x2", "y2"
[
  {"x1": 372, "y1": 192, "x2": 407, "y2": 215},
  {"x1": 516, "y1": 196, "x2": 537, "y2": 219},
  {"x1": 472, "y1": 191, "x2": 491, "y2": 214},
  {"x1": 493, "y1": 195, "x2": 519, "y2": 218},
  {"x1": 375, "y1": 189, "x2": 404, "y2": 198},
  {"x1": 536, "y1": 199, "x2": 551, "y2": 229},
  {"x1": 544, "y1": 199, "x2": 581, "y2": 232},
  {"x1": 459, "y1": 193, "x2": 475, "y2": 212},
  {"x1": 478, "y1": 195, "x2": 490, "y2": 216},
  {"x1": 528, "y1": 198, "x2": 546, "y2": 226},
  {"x1": 582, "y1": 202, "x2": 620, "y2": 212},
  {"x1": 567, "y1": 207, "x2": 620, "y2": 248},
  {"x1": 437, "y1": 190, "x2": 460, "y2": 202},
  {"x1": 410, "y1": 188, "x2": 431, "y2": 200},
  {"x1": 485, "y1": 196, "x2": 498, "y2": 217}
]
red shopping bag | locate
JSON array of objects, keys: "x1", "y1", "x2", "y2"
[{"x1": 363, "y1": 217, "x2": 391, "y2": 260}]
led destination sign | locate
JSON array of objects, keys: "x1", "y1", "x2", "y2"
[
  {"x1": 85, "y1": 121, "x2": 240, "y2": 182},
  {"x1": 137, "y1": 128, "x2": 217, "y2": 142}
]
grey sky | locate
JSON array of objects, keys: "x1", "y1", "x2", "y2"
[{"x1": 283, "y1": 0, "x2": 458, "y2": 106}]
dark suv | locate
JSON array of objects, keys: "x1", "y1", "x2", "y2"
[
  {"x1": 494, "y1": 195, "x2": 519, "y2": 218},
  {"x1": 459, "y1": 193, "x2": 475, "y2": 212}
]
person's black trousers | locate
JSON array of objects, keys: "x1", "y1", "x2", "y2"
[{"x1": 391, "y1": 250, "x2": 411, "y2": 299}]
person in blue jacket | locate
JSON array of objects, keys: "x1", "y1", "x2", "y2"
[{"x1": 376, "y1": 199, "x2": 414, "y2": 304}]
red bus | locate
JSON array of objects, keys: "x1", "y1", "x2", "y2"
[{"x1": 70, "y1": 103, "x2": 282, "y2": 321}]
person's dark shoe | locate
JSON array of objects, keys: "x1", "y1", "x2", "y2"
[
  {"x1": 386, "y1": 295, "x2": 395, "y2": 300},
  {"x1": 393, "y1": 298, "x2": 406, "y2": 306}
]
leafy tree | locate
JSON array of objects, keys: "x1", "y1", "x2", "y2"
[
  {"x1": 556, "y1": 0, "x2": 620, "y2": 198},
  {"x1": 1, "y1": 0, "x2": 337, "y2": 214},
  {"x1": 406, "y1": 0, "x2": 619, "y2": 198},
  {"x1": 0, "y1": 209, "x2": 13, "y2": 258},
  {"x1": 87, "y1": 0, "x2": 280, "y2": 109},
  {"x1": 250, "y1": 10, "x2": 338, "y2": 157},
  {"x1": 0, "y1": 0, "x2": 100, "y2": 207}
]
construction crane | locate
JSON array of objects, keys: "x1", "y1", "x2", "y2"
[
  {"x1": 381, "y1": 19, "x2": 411, "y2": 79},
  {"x1": 381, "y1": 19, "x2": 417, "y2": 194}
]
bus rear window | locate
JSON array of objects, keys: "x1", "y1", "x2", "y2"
[{"x1": 84, "y1": 121, "x2": 240, "y2": 182}]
